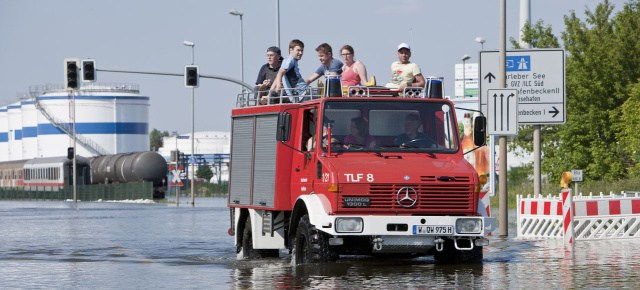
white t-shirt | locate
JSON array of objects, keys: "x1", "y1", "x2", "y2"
[{"x1": 385, "y1": 61, "x2": 422, "y2": 89}]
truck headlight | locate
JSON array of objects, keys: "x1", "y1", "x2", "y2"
[
  {"x1": 456, "y1": 218, "x2": 481, "y2": 234},
  {"x1": 335, "y1": 218, "x2": 363, "y2": 233}
]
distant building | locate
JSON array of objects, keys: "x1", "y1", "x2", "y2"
[{"x1": 157, "y1": 131, "x2": 230, "y2": 183}]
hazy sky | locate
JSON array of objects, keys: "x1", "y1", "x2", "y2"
[{"x1": 0, "y1": 0, "x2": 619, "y2": 134}]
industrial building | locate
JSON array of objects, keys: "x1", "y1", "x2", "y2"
[
  {"x1": 157, "y1": 131, "x2": 230, "y2": 183},
  {"x1": 0, "y1": 83, "x2": 149, "y2": 161}
]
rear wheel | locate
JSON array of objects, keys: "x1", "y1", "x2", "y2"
[
  {"x1": 294, "y1": 215, "x2": 338, "y2": 264},
  {"x1": 238, "y1": 218, "x2": 279, "y2": 259}
]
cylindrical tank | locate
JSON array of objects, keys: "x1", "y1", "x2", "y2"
[
  {"x1": 7, "y1": 102, "x2": 22, "y2": 160},
  {"x1": 34, "y1": 83, "x2": 149, "y2": 159},
  {"x1": 0, "y1": 107, "x2": 8, "y2": 162},
  {"x1": 90, "y1": 152, "x2": 168, "y2": 185},
  {"x1": 21, "y1": 100, "x2": 38, "y2": 159}
]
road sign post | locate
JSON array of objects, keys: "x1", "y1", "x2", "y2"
[{"x1": 571, "y1": 169, "x2": 583, "y2": 194}]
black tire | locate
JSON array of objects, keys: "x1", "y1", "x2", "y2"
[
  {"x1": 434, "y1": 239, "x2": 483, "y2": 264},
  {"x1": 239, "y1": 218, "x2": 279, "y2": 259},
  {"x1": 294, "y1": 215, "x2": 338, "y2": 264}
]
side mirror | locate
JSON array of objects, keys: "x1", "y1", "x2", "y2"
[
  {"x1": 473, "y1": 116, "x2": 487, "y2": 147},
  {"x1": 276, "y1": 112, "x2": 292, "y2": 142}
]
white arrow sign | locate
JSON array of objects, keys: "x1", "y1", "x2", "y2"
[
  {"x1": 480, "y1": 49, "x2": 565, "y2": 125},
  {"x1": 487, "y1": 89, "x2": 518, "y2": 136}
]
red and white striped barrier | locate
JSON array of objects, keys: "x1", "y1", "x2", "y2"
[
  {"x1": 574, "y1": 198, "x2": 640, "y2": 216},
  {"x1": 562, "y1": 189, "x2": 574, "y2": 245},
  {"x1": 517, "y1": 191, "x2": 640, "y2": 243},
  {"x1": 478, "y1": 191, "x2": 493, "y2": 236}
]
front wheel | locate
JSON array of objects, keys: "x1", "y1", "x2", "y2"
[{"x1": 294, "y1": 215, "x2": 338, "y2": 264}]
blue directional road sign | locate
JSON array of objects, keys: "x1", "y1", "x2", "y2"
[
  {"x1": 479, "y1": 49, "x2": 565, "y2": 125},
  {"x1": 189, "y1": 157, "x2": 197, "y2": 164}
]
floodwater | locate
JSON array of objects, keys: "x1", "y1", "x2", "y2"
[{"x1": 1, "y1": 197, "x2": 639, "y2": 289}]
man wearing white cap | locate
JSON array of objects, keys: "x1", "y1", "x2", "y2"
[{"x1": 385, "y1": 43, "x2": 425, "y2": 91}]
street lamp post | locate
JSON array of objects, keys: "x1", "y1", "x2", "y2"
[
  {"x1": 461, "y1": 54, "x2": 470, "y2": 98},
  {"x1": 475, "y1": 37, "x2": 486, "y2": 50},
  {"x1": 229, "y1": 9, "x2": 244, "y2": 84},
  {"x1": 275, "y1": 0, "x2": 280, "y2": 48},
  {"x1": 183, "y1": 40, "x2": 196, "y2": 207}
]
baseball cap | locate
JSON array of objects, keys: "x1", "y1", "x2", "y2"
[
  {"x1": 397, "y1": 43, "x2": 411, "y2": 51},
  {"x1": 267, "y1": 46, "x2": 281, "y2": 55}
]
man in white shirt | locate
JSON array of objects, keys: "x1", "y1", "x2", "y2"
[{"x1": 385, "y1": 43, "x2": 426, "y2": 91}]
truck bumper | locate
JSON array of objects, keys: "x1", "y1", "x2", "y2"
[
  {"x1": 315, "y1": 215, "x2": 495, "y2": 237},
  {"x1": 320, "y1": 215, "x2": 495, "y2": 254}
]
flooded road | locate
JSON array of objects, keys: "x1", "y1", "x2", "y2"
[{"x1": 1, "y1": 197, "x2": 639, "y2": 289}]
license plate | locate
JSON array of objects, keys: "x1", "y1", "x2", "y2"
[
  {"x1": 413, "y1": 225, "x2": 453, "y2": 235},
  {"x1": 343, "y1": 197, "x2": 370, "y2": 208}
]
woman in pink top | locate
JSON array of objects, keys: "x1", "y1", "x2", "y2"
[
  {"x1": 344, "y1": 117, "x2": 376, "y2": 148},
  {"x1": 340, "y1": 45, "x2": 368, "y2": 87}
]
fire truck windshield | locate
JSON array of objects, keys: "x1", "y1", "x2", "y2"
[{"x1": 321, "y1": 100, "x2": 459, "y2": 154}]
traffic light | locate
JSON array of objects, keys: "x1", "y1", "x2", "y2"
[
  {"x1": 185, "y1": 65, "x2": 199, "y2": 88},
  {"x1": 67, "y1": 147, "x2": 74, "y2": 159},
  {"x1": 81, "y1": 59, "x2": 96, "y2": 82},
  {"x1": 64, "y1": 58, "x2": 80, "y2": 89}
]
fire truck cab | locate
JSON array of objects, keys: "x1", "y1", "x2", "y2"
[{"x1": 228, "y1": 82, "x2": 494, "y2": 264}]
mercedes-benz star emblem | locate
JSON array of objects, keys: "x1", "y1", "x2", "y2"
[
  {"x1": 396, "y1": 186, "x2": 418, "y2": 208},
  {"x1": 404, "y1": 175, "x2": 410, "y2": 181}
]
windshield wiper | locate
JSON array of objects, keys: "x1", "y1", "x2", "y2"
[{"x1": 424, "y1": 152, "x2": 436, "y2": 158}]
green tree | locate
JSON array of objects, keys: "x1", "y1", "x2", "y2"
[
  {"x1": 507, "y1": 1, "x2": 640, "y2": 182},
  {"x1": 149, "y1": 129, "x2": 169, "y2": 151},
  {"x1": 510, "y1": 20, "x2": 560, "y2": 50},
  {"x1": 556, "y1": 0, "x2": 640, "y2": 181},
  {"x1": 196, "y1": 166, "x2": 213, "y2": 181}
]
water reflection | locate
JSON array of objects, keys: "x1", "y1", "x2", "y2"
[{"x1": 1, "y1": 199, "x2": 639, "y2": 289}]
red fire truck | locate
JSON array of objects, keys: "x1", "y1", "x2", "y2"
[{"x1": 227, "y1": 82, "x2": 494, "y2": 264}]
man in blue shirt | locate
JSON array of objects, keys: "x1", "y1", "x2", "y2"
[
  {"x1": 305, "y1": 43, "x2": 343, "y2": 84},
  {"x1": 272, "y1": 39, "x2": 309, "y2": 98}
]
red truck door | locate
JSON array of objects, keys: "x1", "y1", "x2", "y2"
[{"x1": 291, "y1": 108, "x2": 316, "y2": 198}]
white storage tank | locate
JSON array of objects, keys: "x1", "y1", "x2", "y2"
[
  {"x1": 7, "y1": 102, "x2": 22, "y2": 160},
  {"x1": 33, "y1": 83, "x2": 149, "y2": 158},
  {"x1": 21, "y1": 99, "x2": 38, "y2": 159},
  {"x1": 0, "y1": 106, "x2": 7, "y2": 161}
]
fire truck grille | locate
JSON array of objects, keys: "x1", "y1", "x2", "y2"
[{"x1": 339, "y1": 178, "x2": 474, "y2": 214}]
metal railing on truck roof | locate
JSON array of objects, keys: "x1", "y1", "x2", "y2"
[{"x1": 235, "y1": 76, "x2": 445, "y2": 108}]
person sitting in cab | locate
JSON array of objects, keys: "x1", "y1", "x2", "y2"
[
  {"x1": 307, "y1": 117, "x2": 339, "y2": 150},
  {"x1": 394, "y1": 113, "x2": 435, "y2": 148},
  {"x1": 344, "y1": 117, "x2": 376, "y2": 149}
]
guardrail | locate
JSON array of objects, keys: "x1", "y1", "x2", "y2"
[
  {"x1": 0, "y1": 182, "x2": 153, "y2": 201},
  {"x1": 517, "y1": 190, "x2": 640, "y2": 244}
]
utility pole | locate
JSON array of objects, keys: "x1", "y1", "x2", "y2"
[
  {"x1": 72, "y1": 89, "x2": 77, "y2": 207},
  {"x1": 499, "y1": 0, "x2": 508, "y2": 237}
]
